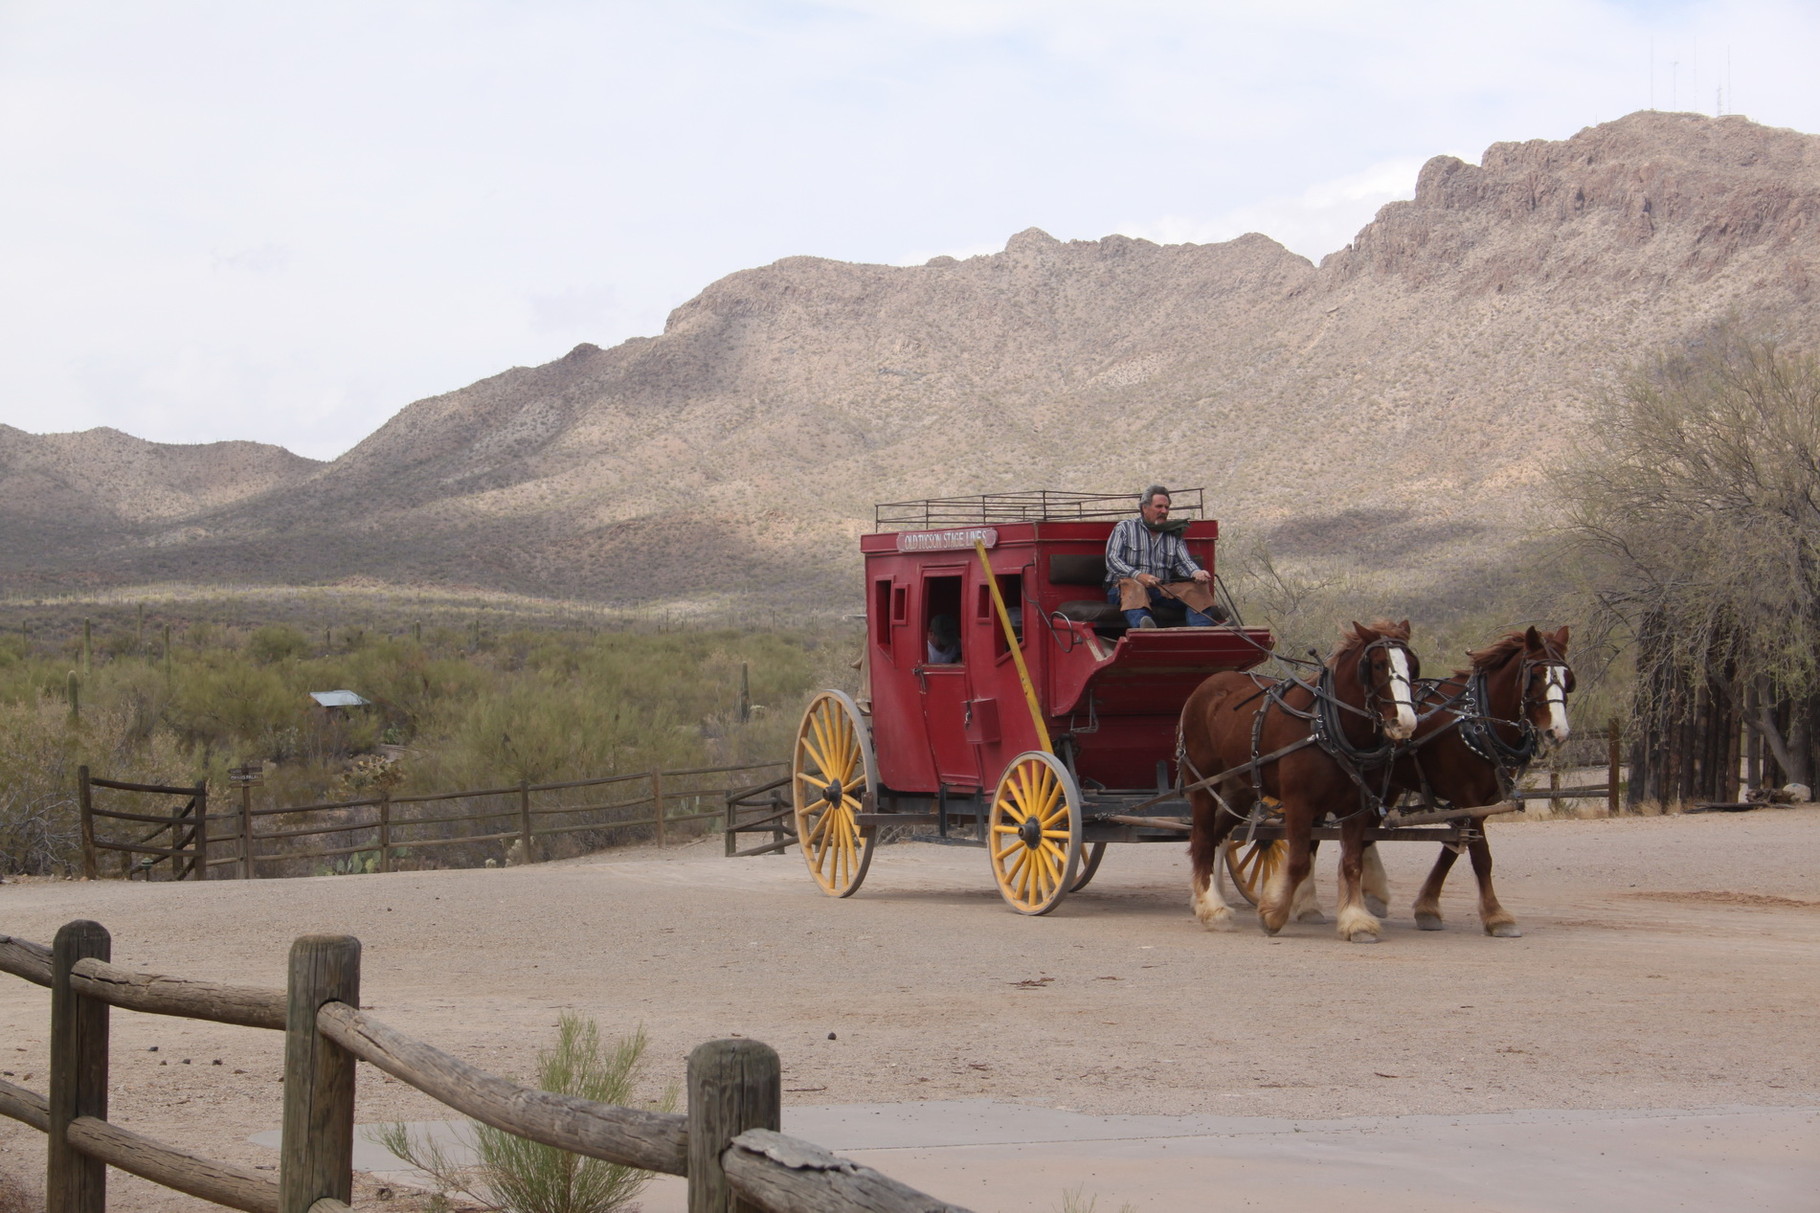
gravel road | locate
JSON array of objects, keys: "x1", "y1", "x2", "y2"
[{"x1": 3, "y1": 807, "x2": 1817, "y2": 1211}]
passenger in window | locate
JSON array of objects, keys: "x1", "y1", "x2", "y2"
[
  {"x1": 926, "y1": 614, "x2": 962, "y2": 664},
  {"x1": 1105, "y1": 485, "x2": 1226, "y2": 629}
]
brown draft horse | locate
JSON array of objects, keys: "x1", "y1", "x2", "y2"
[
  {"x1": 1180, "y1": 620, "x2": 1419, "y2": 942},
  {"x1": 1373, "y1": 624, "x2": 1575, "y2": 937}
]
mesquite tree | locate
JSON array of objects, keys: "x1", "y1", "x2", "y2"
[{"x1": 1560, "y1": 323, "x2": 1820, "y2": 801}]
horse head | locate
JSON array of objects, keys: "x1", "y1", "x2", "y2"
[
  {"x1": 1466, "y1": 624, "x2": 1575, "y2": 752},
  {"x1": 1522, "y1": 624, "x2": 1574, "y2": 749},
  {"x1": 1338, "y1": 619, "x2": 1419, "y2": 743}
]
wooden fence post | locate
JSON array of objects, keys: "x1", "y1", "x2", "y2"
[
  {"x1": 1607, "y1": 718, "x2": 1622, "y2": 817},
  {"x1": 48, "y1": 920, "x2": 110, "y2": 1213},
  {"x1": 280, "y1": 935, "x2": 361, "y2": 1213},
  {"x1": 518, "y1": 781, "x2": 532, "y2": 864},
  {"x1": 378, "y1": 790, "x2": 393, "y2": 874},
  {"x1": 78, "y1": 767, "x2": 96, "y2": 881},
  {"x1": 653, "y1": 772, "x2": 666, "y2": 849},
  {"x1": 686, "y1": 1039, "x2": 780, "y2": 1213},
  {"x1": 242, "y1": 782, "x2": 257, "y2": 879},
  {"x1": 193, "y1": 782, "x2": 210, "y2": 880}
]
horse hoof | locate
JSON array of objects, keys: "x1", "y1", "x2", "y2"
[
  {"x1": 1295, "y1": 909, "x2": 1328, "y2": 924},
  {"x1": 1365, "y1": 895, "x2": 1388, "y2": 917},
  {"x1": 1485, "y1": 922, "x2": 1523, "y2": 938},
  {"x1": 1414, "y1": 912, "x2": 1444, "y2": 931},
  {"x1": 1345, "y1": 931, "x2": 1381, "y2": 944},
  {"x1": 1196, "y1": 910, "x2": 1236, "y2": 932}
]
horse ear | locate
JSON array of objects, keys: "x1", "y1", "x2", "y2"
[
  {"x1": 1398, "y1": 619, "x2": 1411, "y2": 639},
  {"x1": 1351, "y1": 620, "x2": 1374, "y2": 641},
  {"x1": 1524, "y1": 625, "x2": 1543, "y2": 649},
  {"x1": 1552, "y1": 624, "x2": 1571, "y2": 650}
]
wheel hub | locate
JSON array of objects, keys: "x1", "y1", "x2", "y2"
[
  {"x1": 823, "y1": 780, "x2": 844, "y2": 808},
  {"x1": 1017, "y1": 815, "x2": 1042, "y2": 848}
]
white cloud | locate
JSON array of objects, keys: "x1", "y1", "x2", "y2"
[{"x1": 1, "y1": 0, "x2": 1817, "y2": 457}]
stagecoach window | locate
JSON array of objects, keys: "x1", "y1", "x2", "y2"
[
  {"x1": 923, "y1": 575, "x2": 964, "y2": 665},
  {"x1": 873, "y1": 579, "x2": 893, "y2": 652},
  {"x1": 977, "y1": 575, "x2": 1025, "y2": 657}
]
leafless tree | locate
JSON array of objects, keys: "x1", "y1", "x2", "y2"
[{"x1": 1558, "y1": 322, "x2": 1820, "y2": 796}]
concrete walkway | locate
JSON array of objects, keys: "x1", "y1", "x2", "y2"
[{"x1": 255, "y1": 1098, "x2": 1820, "y2": 1212}]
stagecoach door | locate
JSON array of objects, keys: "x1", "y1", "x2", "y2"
[{"x1": 917, "y1": 572, "x2": 979, "y2": 787}]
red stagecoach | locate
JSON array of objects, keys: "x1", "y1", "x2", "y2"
[{"x1": 790, "y1": 490, "x2": 1275, "y2": 914}]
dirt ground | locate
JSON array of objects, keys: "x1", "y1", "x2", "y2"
[{"x1": 3, "y1": 807, "x2": 1818, "y2": 1211}]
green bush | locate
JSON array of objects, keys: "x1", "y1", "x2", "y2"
[{"x1": 377, "y1": 1015, "x2": 673, "y2": 1213}]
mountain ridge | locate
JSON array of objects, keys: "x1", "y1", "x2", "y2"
[{"x1": 4, "y1": 111, "x2": 1816, "y2": 609}]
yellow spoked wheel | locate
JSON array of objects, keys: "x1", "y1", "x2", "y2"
[
  {"x1": 792, "y1": 690, "x2": 877, "y2": 897},
  {"x1": 1223, "y1": 838, "x2": 1286, "y2": 907},
  {"x1": 1070, "y1": 842, "x2": 1108, "y2": 892},
  {"x1": 988, "y1": 751, "x2": 1083, "y2": 916}
]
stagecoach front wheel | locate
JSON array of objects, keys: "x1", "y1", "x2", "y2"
[
  {"x1": 1070, "y1": 842, "x2": 1108, "y2": 892},
  {"x1": 988, "y1": 752, "x2": 1083, "y2": 915},
  {"x1": 792, "y1": 690, "x2": 878, "y2": 897},
  {"x1": 1223, "y1": 839, "x2": 1286, "y2": 907}
]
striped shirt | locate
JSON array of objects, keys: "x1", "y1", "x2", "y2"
[{"x1": 1104, "y1": 517, "x2": 1203, "y2": 585}]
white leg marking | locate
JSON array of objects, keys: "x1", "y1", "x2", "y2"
[
  {"x1": 1194, "y1": 856, "x2": 1235, "y2": 930},
  {"x1": 1362, "y1": 844, "x2": 1390, "y2": 917},
  {"x1": 1337, "y1": 899, "x2": 1382, "y2": 942},
  {"x1": 1290, "y1": 871, "x2": 1326, "y2": 923}
]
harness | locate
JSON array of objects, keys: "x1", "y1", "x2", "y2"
[{"x1": 1177, "y1": 637, "x2": 1410, "y2": 832}]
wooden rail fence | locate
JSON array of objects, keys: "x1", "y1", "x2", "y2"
[
  {"x1": 0, "y1": 922, "x2": 968, "y2": 1213},
  {"x1": 80, "y1": 762, "x2": 791, "y2": 882}
]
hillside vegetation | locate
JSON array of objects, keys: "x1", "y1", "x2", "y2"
[{"x1": 0, "y1": 608, "x2": 854, "y2": 875}]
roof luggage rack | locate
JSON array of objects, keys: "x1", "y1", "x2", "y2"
[{"x1": 874, "y1": 489, "x2": 1205, "y2": 532}]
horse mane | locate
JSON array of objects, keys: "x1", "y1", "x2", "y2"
[
  {"x1": 1328, "y1": 618, "x2": 1410, "y2": 668},
  {"x1": 1465, "y1": 631, "x2": 1527, "y2": 674}
]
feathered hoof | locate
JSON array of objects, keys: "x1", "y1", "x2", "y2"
[
  {"x1": 1192, "y1": 894, "x2": 1236, "y2": 931},
  {"x1": 1365, "y1": 895, "x2": 1389, "y2": 917},
  {"x1": 1484, "y1": 920, "x2": 1523, "y2": 938},
  {"x1": 1414, "y1": 910, "x2": 1444, "y2": 931},
  {"x1": 1336, "y1": 905, "x2": 1381, "y2": 943}
]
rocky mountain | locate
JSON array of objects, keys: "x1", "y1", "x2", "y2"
[{"x1": 3, "y1": 111, "x2": 1816, "y2": 611}]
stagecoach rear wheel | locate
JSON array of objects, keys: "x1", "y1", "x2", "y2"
[
  {"x1": 1223, "y1": 839, "x2": 1286, "y2": 907},
  {"x1": 1070, "y1": 842, "x2": 1108, "y2": 892},
  {"x1": 988, "y1": 752, "x2": 1083, "y2": 915},
  {"x1": 792, "y1": 690, "x2": 878, "y2": 897}
]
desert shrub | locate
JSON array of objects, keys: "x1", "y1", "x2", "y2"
[
  {"x1": 377, "y1": 1016, "x2": 672, "y2": 1213},
  {"x1": 247, "y1": 624, "x2": 312, "y2": 664}
]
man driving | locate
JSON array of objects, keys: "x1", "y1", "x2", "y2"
[{"x1": 1104, "y1": 485, "x2": 1224, "y2": 629}]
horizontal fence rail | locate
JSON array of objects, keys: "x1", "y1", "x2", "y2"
[
  {"x1": 80, "y1": 760, "x2": 791, "y2": 883},
  {"x1": 1, "y1": 924, "x2": 971, "y2": 1213}
]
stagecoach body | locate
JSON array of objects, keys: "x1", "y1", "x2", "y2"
[{"x1": 789, "y1": 491, "x2": 1274, "y2": 914}]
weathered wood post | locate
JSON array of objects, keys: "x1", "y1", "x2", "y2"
[
  {"x1": 48, "y1": 920, "x2": 110, "y2": 1213},
  {"x1": 738, "y1": 662, "x2": 750, "y2": 723},
  {"x1": 653, "y1": 772, "x2": 666, "y2": 849},
  {"x1": 517, "y1": 781, "x2": 532, "y2": 864},
  {"x1": 686, "y1": 1039, "x2": 780, "y2": 1213},
  {"x1": 1607, "y1": 718, "x2": 1622, "y2": 817},
  {"x1": 1548, "y1": 767, "x2": 1562, "y2": 817},
  {"x1": 78, "y1": 767, "x2": 96, "y2": 880},
  {"x1": 243, "y1": 786, "x2": 257, "y2": 879},
  {"x1": 192, "y1": 782, "x2": 210, "y2": 880},
  {"x1": 378, "y1": 790, "x2": 393, "y2": 874},
  {"x1": 280, "y1": 935, "x2": 360, "y2": 1213}
]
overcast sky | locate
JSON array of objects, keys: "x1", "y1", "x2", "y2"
[{"x1": 3, "y1": 1, "x2": 1817, "y2": 460}]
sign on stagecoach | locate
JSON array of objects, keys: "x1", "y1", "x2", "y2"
[{"x1": 895, "y1": 527, "x2": 998, "y2": 553}]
